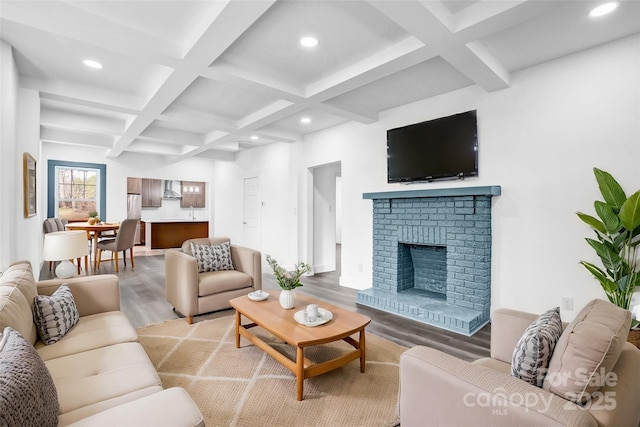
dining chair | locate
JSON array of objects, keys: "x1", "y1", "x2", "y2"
[
  {"x1": 43, "y1": 218, "x2": 88, "y2": 273},
  {"x1": 96, "y1": 219, "x2": 138, "y2": 273}
]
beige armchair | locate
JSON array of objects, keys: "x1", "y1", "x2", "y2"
[
  {"x1": 165, "y1": 237, "x2": 261, "y2": 324},
  {"x1": 399, "y1": 304, "x2": 640, "y2": 427}
]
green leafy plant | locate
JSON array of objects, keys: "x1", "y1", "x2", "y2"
[
  {"x1": 577, "y1": 168, "x2": 640, "y2": 322},
  {"x1": 88, "y1": 211, "x2": 99, "y2": 218},
  {"x1": 266, "y1": 255, "x2": 310, "y2": 290}
]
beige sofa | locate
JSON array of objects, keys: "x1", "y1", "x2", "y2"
[
  {"x1": 165, "y1": 237, "x2": 261, "y2": 324},
  {"x1": 399, "y1": 305, "x2": 640, "y2": 427},
  {"x1": 0, "y1": 261, "x2": 204, "y2": 426}
]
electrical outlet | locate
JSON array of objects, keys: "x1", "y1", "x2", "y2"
[{"x1": 561, "y1": 297, "x2": 574, "y2": 311}]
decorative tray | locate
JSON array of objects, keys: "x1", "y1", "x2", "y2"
[
  {"x1": 293, "y1": 308, "x2": 333, "y2": 327},
  {"x1": 248, "y1": 290, "x2": 269, "y2": 301}
]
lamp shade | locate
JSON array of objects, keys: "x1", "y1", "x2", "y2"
[{"x1": 43, "y1": 231, "x2": 88, "y2": 261}]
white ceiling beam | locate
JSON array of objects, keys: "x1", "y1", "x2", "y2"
[
  {"x1": 453, "y1": 0, "x2": 556, "y2": 37},
  {"x1": 139, "y1": 126, "x2": 204, "y2": 147},
  {"x1": 126, "y1": 140, "x2": 192, "y2": 156},
  {"x1": 108, "y1": 0, "x2": 276, "y2": 160},
  {"x1": 214, "y1": 142, "x2": 241, "y2": 152},
  {"x1": 372, "y1": 0, "x2": 511, "y2": 92},
  {"x1": 1, "y1": 1, "x2": 182, "y2": 66},
  {"x1": 40, "y1": 108, "x2": 124, "y2": 136},
  {"x1": 306, "y1": 37, "x2": 430, "y2": 100},
  {"x1": 237, "y1": 100, "x2": 297, "y2": 130},
  {"x1": 249, "y1": 129, "x2": 300, "y2": 144},
  {"x1": 177, "y1": 131, "x2": 239, "y2": 159},
  {"x1": 441, "y1": 42, "x2": 510, "y2": 91},
  {"x1": 204, "y1": 130, "x2": 231, "y2": 145},
  {"x1": 21, "y1": 77, "x2": 144, "y2": 114},
  {"x1": 312, "y1": 102, "x2": 379, "y2": 125},
  {"x1": 159, "y1": 106, "x2": 239, "y2": 133},
  {"x1": 40, "y1": 127, "x2": 114, "y2": 148},
  {"x1": 174, "y1": 149, "x2": 236, "y2": 163},
  {"x1": 203, "y1": 65, "x2": 306, "y2": 100}
]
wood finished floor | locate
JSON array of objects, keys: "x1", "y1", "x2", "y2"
[{"x1": 39, "y1": 245, "x2": 490, "y2": 362}]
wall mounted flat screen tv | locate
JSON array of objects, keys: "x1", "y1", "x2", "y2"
[{"x1": 387, "y1": 110, "x2": 478, "y2": 183}]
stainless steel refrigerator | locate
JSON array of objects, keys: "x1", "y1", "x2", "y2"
[{"x1": 127, "y1": 194, "x2": 142, "y2": 244}]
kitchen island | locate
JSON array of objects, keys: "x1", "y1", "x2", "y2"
[{"x1": 142, "y1": 220, "x2": 209, "y2": 249}]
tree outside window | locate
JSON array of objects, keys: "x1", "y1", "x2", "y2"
[{"x1": 56, "y1": 167, "x2": 98, "y2": 221}]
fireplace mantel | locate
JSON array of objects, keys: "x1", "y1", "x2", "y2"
[{"x1": 363, "y1": 185, "x2": 501, "y2": 200}]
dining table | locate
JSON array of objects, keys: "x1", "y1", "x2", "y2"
[{"x1": 65, "y1": 221, "x2": 120, "y2": 269}]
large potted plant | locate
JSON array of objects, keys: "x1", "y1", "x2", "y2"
[{"x1": 577, "y1": 167, "x2": 640, "y2": 331}]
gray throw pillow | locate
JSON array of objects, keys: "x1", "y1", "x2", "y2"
[
  {"x1": 190, "y1": 241, "x2": 234, "y2": 272},
  {"x1": 33, "y1": 283, "x2": 80, "y2": 345},
  {"x1": 511, "y1": 307, "x2": 563, "y2": 387},
  {"x1": 213, "y1": 241, "x2": 234, "y2": 271},
  {"x1": 0, "y1": 327, "x2": 59, "y2": 427},
  {"x1": 190, "y1": 242, "x2": 218, "y2": 273}
]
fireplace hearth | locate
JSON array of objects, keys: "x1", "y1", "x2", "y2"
[{"x1": 358, "y1": 186, "x2": 501, "y2": 336}]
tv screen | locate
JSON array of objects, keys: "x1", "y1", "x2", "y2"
[{"x1": 387, "y1": 110, "x2": 478, "y2": 183}]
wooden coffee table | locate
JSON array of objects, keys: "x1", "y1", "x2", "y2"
[{"x1": 230, "y1": 290, "x2": 371, "y2": 401}]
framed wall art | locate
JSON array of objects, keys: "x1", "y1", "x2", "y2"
[{"x1": 23, "y1": 152, "x2": 36, "y2": 217}]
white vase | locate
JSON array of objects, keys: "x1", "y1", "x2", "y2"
[{"x1": 279, "y1": 289, "x2": 295, "y2": 309}]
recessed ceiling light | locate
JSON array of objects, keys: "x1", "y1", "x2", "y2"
[
  {"x1": 589, "y1": 2, "x2": 619, "y2": 17},
  {"x1": 82, "y1": 59, "x2": 103, "y2": 69},
  {"x1": 300, "y1": 36, "x2": 318, "y2": 48},
  {"x1": 250, "y1": 135, "x2": 259, "y2": 140},
  {"x1": 300, "y1": 117, "x2": 312, "y2": 124}
]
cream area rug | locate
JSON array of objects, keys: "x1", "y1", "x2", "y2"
[{"x1": 137, "y1": 315, "x2": 407, "y2": 427}]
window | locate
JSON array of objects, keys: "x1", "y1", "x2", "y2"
[{"x1": 48, "y1": 160, "x2": 106, "y2": 221}]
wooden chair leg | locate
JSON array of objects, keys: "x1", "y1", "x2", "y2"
[
  {"x1": 114, "y1": 251, "x2": 119, "y2": 273},
  {"x1": 186, "y1": 316, "x2": 193, "y2": 325},
  {"x1": 76, "y1": 257, "x2": 81, "y2": 275},
  {"x1": 129, "y1": 248, "x2": 134, "y2": 269},
  {"x1": 97, "y1": 249, "x2": 102, "y2": 269},
  {"x1": 49, "y1": 261, "x2": 53, "y2": 271},
  {"x1": 84, "y1": 255, "x2": 88, "y2": 273}
]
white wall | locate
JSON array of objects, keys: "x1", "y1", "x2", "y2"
[
  {"x1": 0, "y1": 40, "x2": 41, "y2": 270},
  {"x1": 299, "y1": 34, "x2": 640, "y2": 320},
  {"x1": 0, "y1": 40, "x2": 19, "y2": 269},
  {"x1": 17, "y1": 89, "x2": 41, "y2": 268},
  {"x1": 213, "y1": 142, "x2": 299, "y2": 267},
  {"x1": 41, "y1": 144, "x2": 217, "y2": 228}
]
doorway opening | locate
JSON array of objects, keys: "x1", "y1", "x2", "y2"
[{"x1": 310, "y1": 162, "x2": 342, "y2": 275}]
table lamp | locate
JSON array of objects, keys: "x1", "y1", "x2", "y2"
[{"x1": 43, "y1": 230, "x2": 89, "y2": 279}]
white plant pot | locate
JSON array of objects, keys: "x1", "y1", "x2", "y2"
[{"x1": 279, "y1": 289, "x2": 295, "y2": 309}]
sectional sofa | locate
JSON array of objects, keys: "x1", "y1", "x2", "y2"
[
  {"x1": 399, "y1": 302, "x2": 640, "y2": 426},
  {"x1": 0, "y1": 260, "x2": 204, "y2": 426}
]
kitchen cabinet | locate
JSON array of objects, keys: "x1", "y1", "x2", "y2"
[
  {"x1": 140, "y1": 221, "x2": 145, "y2": 245},
  {"x1": 142, "y1": 220, "x2": 208, "y2": 249},
  {"x1": 180, "y1": 181, "x2": 206, "y2": 208},
  {"x1": 127, "y1": 177, "x2": 142, "y2": 194},
  {"x1": 141, "y1": 178, "x2": 162, "y2": 207}
]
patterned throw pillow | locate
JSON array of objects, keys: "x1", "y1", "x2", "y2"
[
  {"x1": 33, "y1": 283, "x2": 80, "y2": 345},
  {"x1": 0, "y1": 327, "x2": 59, "y2": 426},
  {"x1": 213, "y1": 241, "x2": 234, "y2": 271},
  {"x1": 190, "y1": 242, "x2": 218, "y2": 273},
  {"x1": 511, "y1": 307, "x2": 563, "y2": 387},
  {"x1": 190, "y1": 241, "x2": 234, "y2": 272}
]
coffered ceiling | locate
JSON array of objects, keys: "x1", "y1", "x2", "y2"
[{"x1": 1, "y1": 1, "x2": 638, "y2": 163}]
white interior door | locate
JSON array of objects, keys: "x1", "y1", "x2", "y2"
[{"x1": 243, "y1": 176, "x2": 260, "y2": 249}]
